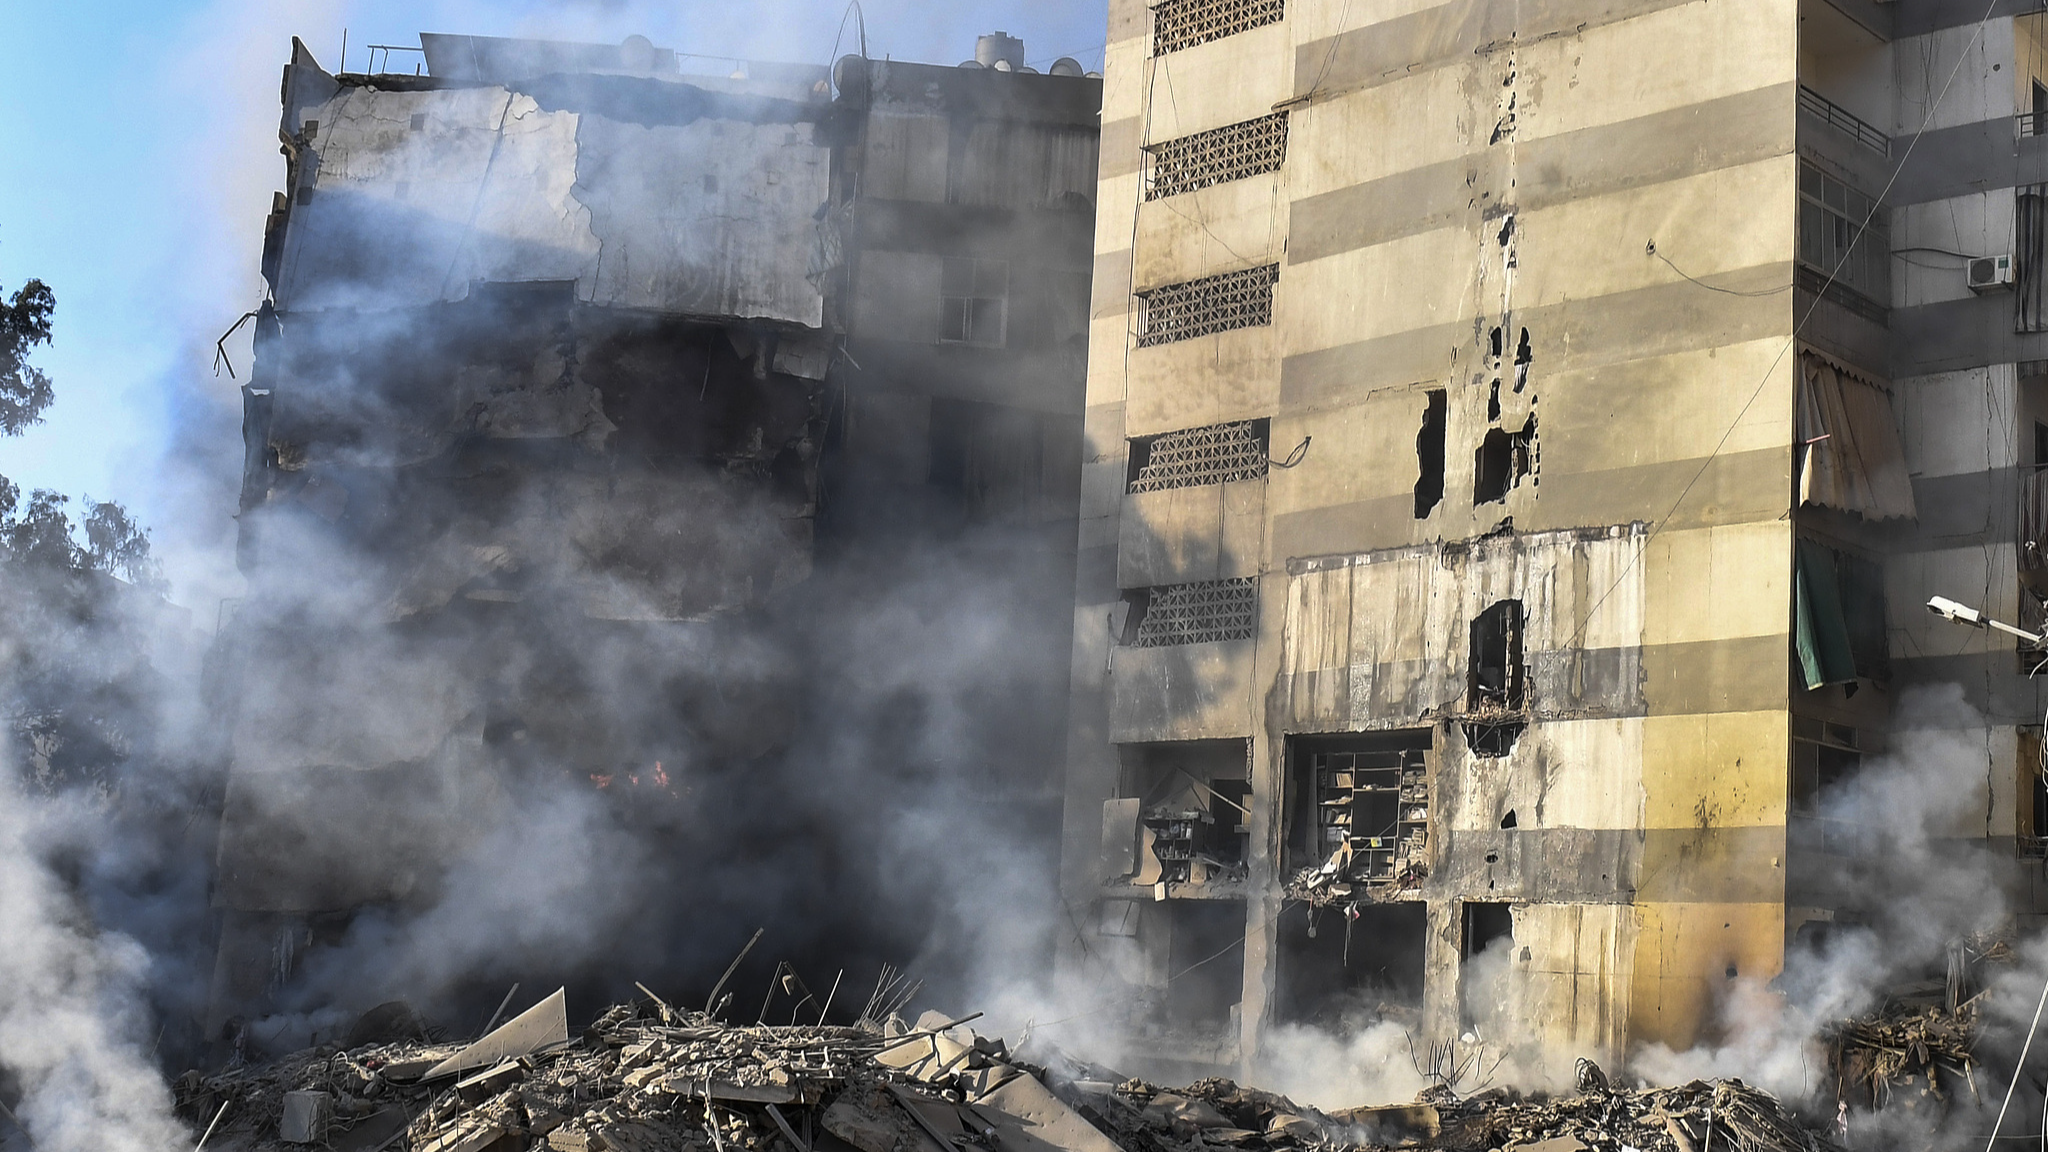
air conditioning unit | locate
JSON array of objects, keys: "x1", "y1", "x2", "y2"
[{"x1": 1969, "y1": 254, "x2": 2015, "y2": 292}]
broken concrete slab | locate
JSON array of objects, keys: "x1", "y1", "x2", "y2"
[{"x1": 424, "y1": 987, "x2": 569, "y2": 1080}]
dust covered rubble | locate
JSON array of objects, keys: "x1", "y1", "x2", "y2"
[{"x1": 172, "y1": 994, "x2": 1839, "y2": 1152}]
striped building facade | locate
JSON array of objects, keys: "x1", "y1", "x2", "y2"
[{"x1": 1058, "y1": 0, "x2": 2048, "y2": 1082}]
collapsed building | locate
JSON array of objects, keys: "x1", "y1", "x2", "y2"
[
  {"x1": 207, "y1": 32, "x2": 1100, "y2": 1035},
  {"x1": 1056, "y1": 0, "x2": 2048, "y2": 1083}
]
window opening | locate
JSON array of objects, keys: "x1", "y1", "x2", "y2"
[
  {"x1": 1791, "y1": 717, "x2": 1865, "y2": 856},
  {"x1": 1146, "y1": 113, "x2": 1289, "y2": 200},
  {"x1": 1414, "y1": 390, "x2": 1447, "y2": 518},
  {"x1": 1128, "y1": 419, "x2": 1270, "y2": 492},
  {"x1": 940, "y1": 257, "x2": 1008, "y2": 346},
  {"x1": 1137, "y1": 264, "x2": 1279, "y2": 347},
  {"x1": 1274, "y1": 901, "x2": 1425, "y2": 1029},
  {"x1": 1473, "y1": 416, "x2": 1535, "y2": 504},
  {"x1": 1152, "y1": 0, "x2": 1285, "y2": 56},
  {"x1": 1461, "y1": 902, "x2": 1513, "y2": 960},
  {"x1": 1120, "y1": 577, "x2": 1256, "y2": 647},
  {"x1": 1467, "y1": 601, "x2": 1526, "y2": 712},
  {"x1": 1793, "y1": 539, "x2": 1887, "y2": 689},
  {"x1": 1465, "y1": 601, "x2": 1527, "y2": 758},
  {"x1": 1287, "y1": 740, "x2": 1430, "y2": 902},
  {"x1": 1797, "y1": 162, "x2": 1889, "y2": 318}
]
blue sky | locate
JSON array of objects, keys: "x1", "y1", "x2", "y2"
[{"x1": 0, "y1": 0, "x2": 1109, "y2": 608}]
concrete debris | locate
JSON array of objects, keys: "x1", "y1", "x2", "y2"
[
  {"x1": 176, "y1": 996, "x2": 1837, "y2": 1152},
  {"x1": 1824, "y1": 998, "x2": 1980, "y2": 1110},
  {"x1": 426, "y1": 989, "x2": 572, "y2": 1080}
]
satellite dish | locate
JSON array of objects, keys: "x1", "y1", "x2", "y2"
[{"x1": 1050, "y1": 57, "x2": 1085, "y2": 77}]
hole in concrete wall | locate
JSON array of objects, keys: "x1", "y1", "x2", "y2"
[
  {"x1": 1165, "y1": 900, "x2": 1245, "y2": 1032},
  {"x1": 1463, "y1": 719, "x2": 1524, "y2": 758},
  {"x1": 1468, "y1": 601, "x2": 1525, "y2": 712},
  {"x1": 1513, "y1": 328, "x2": 1532, "y2": 392},
  {"x1": 1275, "y1": 901, "x2": 1425, "y2": 1029},
  {"x1": 1472, "y1": 416, "x2": 1535, "y2": 504},
  {"x1": 1496, "y1": 215, "x2": 1515, "y2": 248},
  {"x1": 1499, "y1": 809, "x2": 1517, "y2": 829},
  {"x1": 1488, "y1": 326, "x2": 1502, "y2": 359},
  {"x1": 1487, "y1": 379, "x2": 1501, "y2": 422},
  {"x1": 1413, "y1": 390, "x2": 1446, "y2": 518}
]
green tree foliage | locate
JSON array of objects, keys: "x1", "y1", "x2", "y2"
[
  {"x1": 1, "y1": 278, "x2": 57, "y2": 435},
  {"x1": 0, "y1": 278, "x2": 169, "y2": 792}
]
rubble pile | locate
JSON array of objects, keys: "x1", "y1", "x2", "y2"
[
  {"x1": 177, "y1": 991, "x2": 1839, "y2": 1152},
  {"x1": 1075, "y1": 1070, "x2": 1836, "y2": 1152},
  {"x1": 1824, "y1": 999, "x2": 1980, "y2": 1108}
]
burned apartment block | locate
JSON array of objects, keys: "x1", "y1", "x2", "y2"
[
  {"x1": 1057, "y1": 0, "x2": 2048, "y2": 1082},
  {"x1": 208, "y1": 32, "x2": 1099, "y2": 1031}
]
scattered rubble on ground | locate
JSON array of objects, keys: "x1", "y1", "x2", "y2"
[{"x1": 174, "y1": 984, "x2": 1843, "y2": 1152}]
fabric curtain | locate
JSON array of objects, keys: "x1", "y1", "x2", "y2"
[
  {"x1": 1795, "y1": 539, "x2": 1858, "y2": 690},
  {"x1": 2019, "y1": 187, "x2": 2048, "y2": 333},
  {"x1": 1796, "y1": 355, "x2": 1917, "y2": 521}
]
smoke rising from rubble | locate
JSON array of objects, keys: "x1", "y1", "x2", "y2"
[
  {"x1": 0, "y1": 775, "x2": 192, "y2": 1152},
  {"x1": 1, "y1": 5, "x2": 1101, "y2": 1152},
  {"x1": 1635, "y1": 683, "x2": 2040, "y2": 1147}
]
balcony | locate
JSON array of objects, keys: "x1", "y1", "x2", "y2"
[{"x1": 1799, "y1": 85, "x2": 1889, "y2": 157}]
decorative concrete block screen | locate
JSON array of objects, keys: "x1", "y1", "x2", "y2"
[
  {"x1": 1129, "y1": 420, "x2": 1268, "y2": 492},
  {"x1": 1153, "y1": 0, "x2": 1284, "y2": 55},
  {"x1": 1137, "y1": 264, "x2": 1278, "y2": 347},
  {"x1": 1147, "y1": 113, "x2": 1289, "y2": 200},
  {"x1": 1133, "y1": 578, "x2": 1257, "y2": 647}
]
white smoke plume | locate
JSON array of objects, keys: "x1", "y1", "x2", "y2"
[{"x1": 0, "y1": 781, "x2": 189, "y2": 1152}]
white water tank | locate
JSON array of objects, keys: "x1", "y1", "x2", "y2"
[{"x1": 975, "y1": 32, "x2": 1025, "y2": 71}]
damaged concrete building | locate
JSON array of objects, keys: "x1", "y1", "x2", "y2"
[
  {"x1": 208, "y1": 33, "x2": 1099, "y2": 1032},
  {"x1": 1057, "y1": 0, "x2": 2048, "y2": 1082}
]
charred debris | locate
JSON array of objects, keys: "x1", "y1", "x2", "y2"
[{"x1": 179, "y1": 982, "x2": 1840, "y2": 1152}]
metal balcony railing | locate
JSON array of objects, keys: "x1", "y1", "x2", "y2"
[
  {"x1": 2022, "y1": 111, "x2": 2048, "y2": 139},
  {"x1": 1799, "y1": 85, "x2": 1890, "y2": 156}
]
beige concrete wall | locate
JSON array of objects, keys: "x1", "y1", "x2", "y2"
[{"x1": 1060, "y1": 0, "x2": 1804, "y2": 1079}]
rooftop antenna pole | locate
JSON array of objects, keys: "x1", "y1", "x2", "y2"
[{"x1": 340, "y1": 28, "x2": 348, "y2": 74}]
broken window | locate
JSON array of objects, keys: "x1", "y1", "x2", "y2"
[
  {"x1": 1152, "y1": 0, "x2": 1284, "y2": 56},
  {"x1": 1127, "y1": 418, "x2": 1269, "y2": 492},
  {"x1": 1793, "y1": 538, "x2": 1887, "y2": 690},
  {"x1": 1472, "y1": 416, "x2": 1535, "y2": 505},
  {"x1": 1464, "y1": 601, "x2": 1526, "y2": 757},
  {"x1": 1467, "y1": 601, "x2": 1526, "y2": 712},
  {"x1": 2021, "y1": 727, "x2": 2047, "y2": 859},
  {"x1": 1413, "y1": 390, "x2": 1446, "y2": 518},
  {"x1": 1459, "y1": 901, "x2": 1515, "y2": 1030},
  {"x1": 1115, "y1": 740, "x2": 1252, "y2": 887},
  {"x1": 1790, "y1": 716, "x2": 1865, "y2": 856},
  {"x1": 1137, "y1": 264, "x2": 1278, "y2": 348},
  {"x1": 939, "y1": 257, "x2": 1007, "y2": 346},
  {"x1": 1797, "y1": 162, "x2": 1888, "y2": 320},
  {"x1": 2023, "y1": 185, "x2": 2048, "y2": 333},
  {"x1": 1274, "y1": 900, "x2": 1425, "y2": 1029},
  {"x1": 1285, "y1": 730, "x2": 1431, "y2": 895},
  {"x1": 1120, "y1": 577, "x2": 1256, "y2": 647},
  {"x1": 1146, "y1": 113, "x2": 1289, "y2": 201},
  {"x1": 1461, "y1": 902, "x2": 1513, "y2": 959}
]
